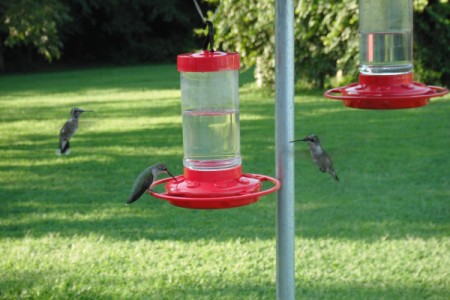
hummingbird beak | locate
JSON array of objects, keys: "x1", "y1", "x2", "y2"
[
  {"x1": 166, "y1": 170, "x2": 177, "y2": 182},
  {"x1": 290, "y1": 137, "x2": 310, "y2": 143},
  {"x1": 81, "y1": 110, "x2": 94, "y2": 112}
]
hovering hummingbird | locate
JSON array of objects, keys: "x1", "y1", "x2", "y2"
[
  {"x1": 126, "y1": 163, "x2": 177, "y2": 205},
  {"x1": 291, "y1": 134, "x2": 339, "y2": 181},
  {"x1": 56, "y1": 107, "x2": 93, "y2": 155}
]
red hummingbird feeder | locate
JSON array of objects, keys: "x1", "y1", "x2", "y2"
[
  {"x1": 324, "y1": 0, "x2": 448, "y2": 109},
  {"x1": 148, "y1": 49, "x2": 280, "y2": 209}
]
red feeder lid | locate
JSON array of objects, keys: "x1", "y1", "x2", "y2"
[
  {"x1": 177, "y1": 50, "x2": 240, "y2": 72},
  {"x1": 324, "y1": 73, "x2": 449, "y2": 109},
  {"x1": 148, "y1": 166, "x2": 280, "y2": 209}
]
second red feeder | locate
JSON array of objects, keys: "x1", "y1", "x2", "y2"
[{"x1": 325, "y1": 0, "x2": 448, "y2": 109}]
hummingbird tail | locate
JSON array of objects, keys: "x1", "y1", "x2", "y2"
[
  {"x1": 126, "y1": 190, "x2": 143, "y2": 205},
  {"x1": 330, "y1": 171, "x2": 339, "y2": 182},
  {"x1": 126, "y1": 197, "x2": 138, "y2": 205},
  {"x1": 60, "y1": 141, "x2": 70, "y2": 155}
]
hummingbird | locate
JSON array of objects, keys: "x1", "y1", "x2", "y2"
[
  {"x1": 126, "y1": 163, "x2": 177, "y2": 205},
  {"x1": 56, "y1": 107, "x2": 93, "y2": 155},
  {"x1": 291, "y1": 134, "x2": 339, "y2": 181}
]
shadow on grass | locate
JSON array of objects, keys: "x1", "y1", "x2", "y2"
[
  {"x1": 0, "y1": 64, "x2": 256, "y2": 96},
  {"x1": 0, "y1": 65, "x2": 180, "y2": 95},
  {"x1": 1, "y1": 86, "x2": 449, "y2": 243},
  {"x1": 1, "y1": 143, "x2": 447, "y2": 243}
]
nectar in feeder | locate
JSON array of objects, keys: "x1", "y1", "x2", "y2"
[
  {"x1": 325, "y1": 0, "x2": 448, "y2": 109},
  {"x1": 148, "y1": 50, "x2": 279, "y2": 209}
]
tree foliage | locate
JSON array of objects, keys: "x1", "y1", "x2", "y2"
[
  {"x1": 414, "y1": 0, "x2": 450, "y2": 85},
  {"x1": 0, "y1": 0, "x2": 199, "y2": 71},
  {"x1": 62, "y1": 0, "x2": 198, "y2": 64},
  {"x1": 295, "y1": 0, "x2": 358, "y2": 88},
  {"x1": 199, "y1": 0, "x2": 275, "y2": 86},
  {"x1": 207, "y1": 0, "x2": 359, "y2": 88},
  {"x1": 0, "y1": 0, "x2": 70, "y2": 70},
  {"x1": 0, "y1": 0, "x2": 448, "y2": 87}
]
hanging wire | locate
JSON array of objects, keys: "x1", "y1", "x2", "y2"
[
  {"x1": 192, "y1": 0, "x2": 222, "y2": 23},
  {"x1": 192, "y1": 0, "x2": 222, "y2": 52},
  {"x1": 192, "y1": 0, "x2": 206, "y2": 23},
  {"x1": 211, "y1": 2, "x2": 222, "y2": 22}
]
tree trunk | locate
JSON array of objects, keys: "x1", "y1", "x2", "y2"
[
  {"x1": 255, "y1": 56, "x2": 264, "y2": 88},
  {"x1": 0, "y1": 40, "x2": 5, "y2": 72},
  {"x1": 319, "y1": 73, "x2": 325, "y2": 89},
  {"x1": 27, "y1": 45, "x2": 33, "y2": 66}
]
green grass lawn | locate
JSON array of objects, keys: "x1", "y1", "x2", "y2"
[{"x1": 0, "y1": 65, "x2": 449, "y2": 299}]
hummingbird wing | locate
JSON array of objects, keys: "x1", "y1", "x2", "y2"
[
  {"x1": 322, "y1": 151, "x2": 339, "y2": 182},
  {"x1": 59, "y1": 119, "x2": 77, "y2": 141},
  {"x1": 127, "y1": 169, "x2": 154, "y2": 205},
  {"x1": 58, "y1": 125, "x2": 70, "y2": 154},
  {"x1": 127, "y1": 179, "x2": 153, "y2": 204},
  {"x1": 315, "y1": 151, "x2": 331, "y2": 169},
  {"x1": 58, "y1": 119, "x2": 79, "y2": 154}
]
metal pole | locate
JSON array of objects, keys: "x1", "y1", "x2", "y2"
[{"x1": 275, "y1": 0, "x2": 295, "y2": 299}]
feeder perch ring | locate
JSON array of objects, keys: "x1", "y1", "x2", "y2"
[
  {"x1": 324, "y1": 73, "x2": 449, "y2": 110},
  {"x1": 148, "y1": 174, "x2": 280, "y2": 209}
]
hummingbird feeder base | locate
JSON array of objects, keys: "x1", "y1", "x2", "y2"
[
  {"x1": 148, "y1": 166, "x2": 280, "y2": 209},
  {"x1": 324, "y1": 73, "x2": 448, "y2": 109}
]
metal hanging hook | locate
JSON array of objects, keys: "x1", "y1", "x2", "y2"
[
  {"x1": 202, "y1": 21, "x2": 215, "y2": 51},
  {"x1": 192, "y1": 0, "x2": 221, "y2": 52}
]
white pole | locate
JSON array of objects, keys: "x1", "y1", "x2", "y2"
[{"x1": 275, "y1": 0, "x2": 295, "y2": 299}]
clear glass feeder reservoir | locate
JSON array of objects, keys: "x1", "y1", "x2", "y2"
[
  {"x1": 147, "y1": 50, "x2": 280, "y2": 209},
  {"x1": 325, "y1": 0, "x2": 448, "y2": 109},
  {"x1": 359, "y1": 0, "x2": 413, "y2": 75},
  {"x1": 180, "y1": 53, "x2": 241, "y2": 170}
]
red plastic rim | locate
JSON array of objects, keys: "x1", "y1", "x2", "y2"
[
  {"x1": 148, "y1": 173, "x2": 280, "y2": 209},
  {"x1": 324, "y1": 73, "x2": 449, "y2": 109},
  {"x1": 177, "y1": 50, "x2": 240, "y2": 72}
]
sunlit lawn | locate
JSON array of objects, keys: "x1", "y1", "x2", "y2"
[{"x1": 0, "y1": 65, "x2": 449, "y2": 299}]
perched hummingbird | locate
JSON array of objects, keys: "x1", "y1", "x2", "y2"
[
  {"x1": 126, "y1": 163, "x2": 177, "y2": 205},
  {"x1": 291, "y1": 134, "x2": 339, "y2": 181},
  {"x1": 56, "y1": 107, "x2": 93, "y2": 155}
]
